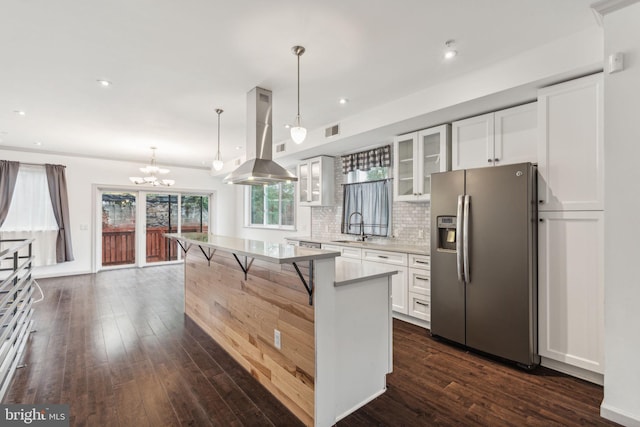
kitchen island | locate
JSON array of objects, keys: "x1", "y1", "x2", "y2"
[{"x1": 165, "y1": 233, "x2": 396, "y2": 427}]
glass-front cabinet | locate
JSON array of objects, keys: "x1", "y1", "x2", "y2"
[
  {"x1": 297, "y1": 156, "x2": 334, "y2": 206},
  {"x1": 393, "y1": 124, "x2": 451, "y2": 202}
]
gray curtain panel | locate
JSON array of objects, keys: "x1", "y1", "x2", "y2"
[
  {"x1": 45, "y1": 164, "x2": 74, "y2": 262},
  {"x1": 0, "y1": 160, "x2": 20, "y2": 227},
  {"x1": 341, "y1": 179, "x2": 392, "y2": 237}
]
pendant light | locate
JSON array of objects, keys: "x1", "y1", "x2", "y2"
[
  {"x1": 290, "y1": 45, "x2": 307, "y2": 144},
  {"x1": 212, "y1": 108, "x2": 224, "y2": 171}
]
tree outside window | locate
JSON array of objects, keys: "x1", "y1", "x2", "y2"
[{"x1": 248, "y1": 182, "x2": 295, "y2": 229}]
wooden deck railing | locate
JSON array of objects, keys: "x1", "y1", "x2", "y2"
[{"x1": 102, "y1": 225, "x2": 206, "y2": 266}]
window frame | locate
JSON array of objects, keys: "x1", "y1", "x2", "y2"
[{"x1": 245, "y1": 182, "x2": 296, "y2": 230}]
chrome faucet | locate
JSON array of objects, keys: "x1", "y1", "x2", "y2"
[{"x1": 348, "y1": 211, "x2": 368, "y2": 241}]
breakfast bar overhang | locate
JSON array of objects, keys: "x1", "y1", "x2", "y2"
[{"x1": 165, "y1": 233, "x2": 397, "y2": 427}]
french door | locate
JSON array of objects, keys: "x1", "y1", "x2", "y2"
[{"x1": 99, "y1": 189, "x2": 210, "y2": 269}]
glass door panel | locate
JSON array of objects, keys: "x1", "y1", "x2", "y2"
[
  {"x1": 101, "y1": 192, "x2": 136, "y2": 266},
  {"x1": 310, "y1": 160, "x2": 321, "y2": 203},
  {"x1": 298, "y1": 163, "x2": 309, "y2": 203},
  {"x1": 422, "y1": 132, "x2": 442, "y2": 195},
  {"x1": 397, "y1": 137, "x2": 415, "y2": 196},
  {"x1": 181, "y1": 195, "x2": 209, "y2": 233},
  {"x1": 146, "y1": 193, "x2": 178, "y2": 263}
]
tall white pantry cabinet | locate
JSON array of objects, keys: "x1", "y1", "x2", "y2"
[{"x1": 537, "y1": 73, "x2": 604, "y2": 382}]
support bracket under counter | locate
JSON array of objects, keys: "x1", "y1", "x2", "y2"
[
  {"x1": 292, "y1": 260, "x2": 314, "y2": 305},
  {"x1": 232, "y1": 253, "x2": 254, "y2": 280},
  {"x1": 166, "y1": 233, "x2": 330, "y2": 306}
]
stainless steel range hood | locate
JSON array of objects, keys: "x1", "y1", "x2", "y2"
[{"x1": 223, "y1": 87, "x2": 298, "y2": 185}]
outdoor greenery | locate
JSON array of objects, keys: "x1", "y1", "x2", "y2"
[{"x1": 249, "y1": 182, "x2": 295, "y2": 228}]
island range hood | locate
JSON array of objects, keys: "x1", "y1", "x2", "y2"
[{"x1": 223, "y1": 87, "x2": 298, "y2": 185}]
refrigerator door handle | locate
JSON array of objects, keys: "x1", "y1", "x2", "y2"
[
  {"x1": 463, "y1": 195, "x2": 471, "y2": 283},
  {"x1": 456, "y1": 195, "x2": 464, "y2": 282}
]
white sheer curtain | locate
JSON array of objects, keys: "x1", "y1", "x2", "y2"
[{"x1": 0, "y1": 165, "x2": 58, "y2": 266}]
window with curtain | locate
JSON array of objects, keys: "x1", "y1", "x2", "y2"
[
  {"x1": 341, "y1": 179, "x2": 392, "y2": 237},
  {"x1": 0, "y1": 164, "x2": 59, "y2": 266},
  {"x1": 246, "y1": 182, "x2": 296, "y2": 230}
]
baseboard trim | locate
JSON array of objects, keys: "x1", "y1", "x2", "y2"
[
  {"x1": 393, "y1": 312, "x2": 430, "y2": 330},
  {"x1": 601, "y1": 400, "x2": 640, "y2": 426},
  {"x1": 540, "y1": 357, "x2": 604, "y2": 385}
]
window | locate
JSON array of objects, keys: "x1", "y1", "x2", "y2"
[
  {"x1": 346, "y1": 166, "x2": 390, "y2": 184},
  {"x1": 246, "y1": 182, "x2": 295, "y2": 229},
  {"x1": 0, "y1": 165, "x2": 59, "y2": 266}
]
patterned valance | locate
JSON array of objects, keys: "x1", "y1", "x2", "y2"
[{"x1": 341, "y1": 145, "x2": 391, "y2": 174}]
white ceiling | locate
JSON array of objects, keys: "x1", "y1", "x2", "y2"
[{"x1": 0, "y1": 0, "x2": 598, "y2": 169}]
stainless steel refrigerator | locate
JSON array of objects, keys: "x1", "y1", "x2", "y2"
[{"x1": 430, "y1": 162, "x2": 539, "y2": 368}]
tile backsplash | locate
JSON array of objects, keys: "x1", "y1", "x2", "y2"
[{"x1": 310, "y1": 158, "x2": 430, "y2": 247}]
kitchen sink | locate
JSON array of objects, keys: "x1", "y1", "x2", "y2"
[{"x1": 331, "y1": 239, "x2": 364, "y2": 244}]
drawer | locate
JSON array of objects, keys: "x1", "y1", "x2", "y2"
[
  {"x1": 409, "y1": 254, "x2": 430, "y2": 270},
  {"x1": 362, "y1": 249, "x2": 408, "y2": 266},
  {"x1": 341, "y1": 246, "x2": 362, "y2": 260},
  {"x1": 321, "y1": 244, "x2": 343, "y2": 252},
  {"x1": 409, "y1": 268, "x2": 430, "y2": 296},
  {"x1": 409, "y1": 292, "x2": 430, "y2": 322}
]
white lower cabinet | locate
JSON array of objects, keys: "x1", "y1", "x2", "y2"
[
  {"x1": 407, "y1": 254, "x2": 431, "y2": 321},
  {"x1": 322, "y1": 244, "x2": 432, "y2": 320},
  {"x1": 362, "y1": 249, "x2": 408, "y2": 314},
  {"x1": 408, "y1": 293, "x2": 430, "y2": 322},
  {"x1": 538, "y1": 210, "x2": 604, "y2": 375}
]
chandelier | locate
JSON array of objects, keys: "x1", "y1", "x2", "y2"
[{"x1": 129, "y1": 147, "x2": 175, "y2": 186}]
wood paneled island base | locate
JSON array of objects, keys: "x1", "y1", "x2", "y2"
[{"x1": 169, "y1": 233, "x2": 396, "y2": 427}]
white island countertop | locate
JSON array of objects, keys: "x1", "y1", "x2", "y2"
[
  {"x1": 165, "y1": 233, "x2": 340, "y2": 264},
  {"x1": 334, "y1": 258, "x2": 398, "y2": 287}
]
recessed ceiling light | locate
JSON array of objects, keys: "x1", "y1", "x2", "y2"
[
  {"x1": 33, "y1": 141, "x2": 42, "y2": 146},
  {"x1": 14, "y1": 110, "x2": 26, "y2": 116},
  {"x1": 284, "y1": 124, "x2": 291, "y2": 129},
  {"x1": 235, "y1": 146, "x2": 242, "y2": 150},
  {"x1": 97, "y1": 79, "x2": 112, "y2": 87},
  {"x1": 339, "y1": 98, "x2": 349, "y2": 105},
  {"x1": 444, "y1": 40, "x2": 457, "y2": 60}
]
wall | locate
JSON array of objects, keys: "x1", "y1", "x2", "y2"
[
  {"x1": 311, "y1": 159, "x2": 429, "y2": 247},
  {"x1": 601, "y1": 2, "x2": 640, "y2": 425},
  {"x1": 0, "y1": 148, "x2": 236, "y2": 278}
]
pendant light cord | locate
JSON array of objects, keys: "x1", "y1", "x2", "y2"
[
  {"x1": 297, "y1": 53, "x2": 301, "y2": 120},
  {"x1": 216, "y1": 109, "x2": 223, "y2": 161}
]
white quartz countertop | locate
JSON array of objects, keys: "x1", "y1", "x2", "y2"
[
  {"x1": 286, "y1": 236, "x2": 429, "y2": 255},
  {"x1": 334, "y1": 258, "x2": 398, "y2": 287},
  {"x1": 165, "y1": 233, "x2": 340, "y2": 264}
]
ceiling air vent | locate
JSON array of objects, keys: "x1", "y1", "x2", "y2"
[
  {"x1": 325, "y1": 123, "x2": 340, "y2": 138},
  {"x1": 275, "y1": 142, "x2": 286, "y2": 153}
]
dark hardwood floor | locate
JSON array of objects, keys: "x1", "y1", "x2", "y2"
[{"x1": 4, "y1": 265, "x2": 616, "y2": 426}]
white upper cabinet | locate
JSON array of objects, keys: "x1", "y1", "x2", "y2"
[
  {"x1": 297, "y1": 156, "x2": 334, "y2": 206},
  {"x1": 452, "y1": 103, "x2": 537, "y2": 170},
  {"x1": 537, "y1": 73, "x2": 604, "y2": 211},
  {"x1": 393, "y1": 124, "x2": 450, "y2": 202},
  {"x1": 452, "y1": 113, "x2": 494, "y2": 170}
]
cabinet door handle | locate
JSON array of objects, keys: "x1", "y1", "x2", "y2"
[
  {"x1": 415, "y1": 276, "x2": 429, "y2": 281},
  {"x1": 415, "y1": 260, "x2": 429, "y2": 265},
  {"x1": 494, "y1": 158, "x2": 499, "y2": 162},
  {"x1": 415, "y1": 300, "x2": 429, "y2": 307},
  {"x1": 539, "y1": 219, "x2": 544, "y2": 222},
  {"x1": 538, "y1": 200, "x2": 544, "y2": 204},
  {"x1": 487, "y1": 159, "x2": 493, "y2": 163},
  {"x1": 377, "y1": 255, "x2": 389, "y2": 259}
]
